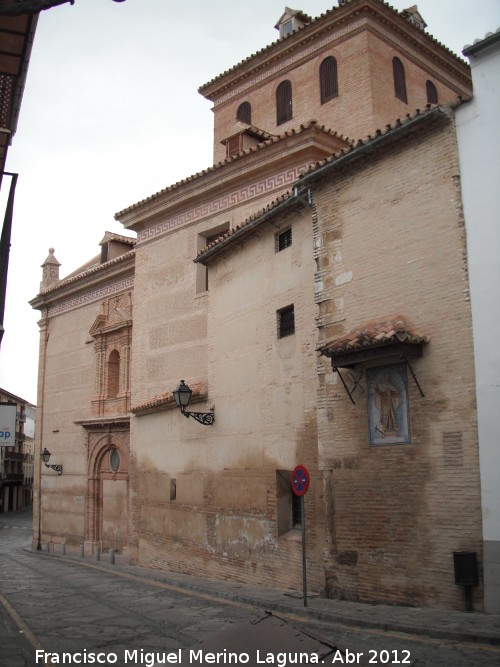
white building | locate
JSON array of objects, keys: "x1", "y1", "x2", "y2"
[{"x1": 456, "y1": 28, "x2": 500, "y2": 614}]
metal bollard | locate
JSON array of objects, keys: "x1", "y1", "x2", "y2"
[
  {"x1": 61, "y1": 543, "x2": 66, "y2": 555},
  {"x1": 95, "y1": 544, "x2": 100, "y2": 561},
  {"x1": 80, "y1": 542, "x2": 84, "y2": 558},
  {"x1": 109, "y1": 549, "x2": 115, "y2": 565}
]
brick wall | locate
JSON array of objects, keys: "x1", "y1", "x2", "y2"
[
  {"x1": 210, "y1": 14, "x2": 470, "y2": 164},
  {"x1": 313, "y1": 113, "x2": 482, "y2": 610}
]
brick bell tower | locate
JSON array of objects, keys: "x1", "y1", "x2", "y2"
[{"x1": 199, "y1": 0, "x2": 472, "y2": 164}]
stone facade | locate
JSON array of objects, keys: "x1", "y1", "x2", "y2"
[{"x1": 30, "y1": 1, "x2": 484, "y2": 610}]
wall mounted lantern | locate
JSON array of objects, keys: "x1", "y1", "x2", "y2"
[
  {"x1": 36, "y1": 446, "x2": 63, "y2": 551},
  {"x1": 42, "y1": 448, "x2": 63, "y2": 475},
  {"x1": 173, "y1": 380, "x2": 214, "y2": 426}
]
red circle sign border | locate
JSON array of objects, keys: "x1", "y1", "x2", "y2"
[{"x1": 292, "y1": 464, "x2": 310, "y2": 496}]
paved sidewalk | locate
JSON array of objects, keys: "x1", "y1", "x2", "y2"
[{"x1": 32, "y1": 546, "x2": 500, "y2": 647}]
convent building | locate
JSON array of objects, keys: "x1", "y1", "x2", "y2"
[{"x1": 30, "y1": 0, "x2": 484, "y2": 611}]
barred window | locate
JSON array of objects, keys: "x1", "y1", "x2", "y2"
[
  {"x1": 237, "y1": 101, "x2": 252, "y2": 124},
  {"x1": 319, "y1": 56, "x2": 339, "y2": 104},
  {"x1": 426, "y1": 80, "x2": 438, "y2": 104},
  {"x1": 392, "y1": 57, "x2": 407, "y2": 103},
  {"x1": 278, "y1": 305, "x2": 295, "y2": 338},
  {"x1": 277, "y1": 228, "x2": 292, "y2": 252},
  {"x1": 276, "y1": 80, "x2": 293, "y2": 125}
]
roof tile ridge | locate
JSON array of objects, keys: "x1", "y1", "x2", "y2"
[
  {"x1": 37, "y1": 249, "x2": 135, "y2": 297},
  {"x1": 196, "y1": 191, "x2": 293, "y2": 258},
  {"x1": 298, "y1": 104, "x2": 443, "y2": 180},
  {"x1": 198, "y1": 5, "x2": 339, "y2": 94}
]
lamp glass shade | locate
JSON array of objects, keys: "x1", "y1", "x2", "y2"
[
  {"x1": 41, "y1": 448, "x2": 51, "y2": 463},
  {"x1": 173, "y1": 380, "x2": 192, "y2": 409}
]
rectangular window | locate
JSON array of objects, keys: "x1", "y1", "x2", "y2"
[
  {"x1": 281, "y1": 19, "x2": 294, "y2": 37},
  {"x1": 196, "y1": 223, "x2": 230, "y2": 293},
  {"x1": 291, "y1": 492, "x2": 302, "y2": 528},
  {"x1": 277, "y1": 305, "x2": 295, "y2": 338},
  {"x1": 276, "y1": 470, "x2": 302, "y2": 536},
  {"x1": 276, "y1": 227, "x2": 292, "y2": 252}
]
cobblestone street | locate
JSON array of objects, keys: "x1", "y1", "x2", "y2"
[{"x1": 1, "y1": 510, "x2": 499, "y2": 667}]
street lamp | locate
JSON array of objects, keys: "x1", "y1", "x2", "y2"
[
  {"x1": 36, "y1": 448, "x2": 63, "y2": 551},
  {"x1": 42, "y1": 448, "x2": 63, "y2": 475},
  {"x1": 172, "y1": 380, "x2": 214, "y2": 426}
]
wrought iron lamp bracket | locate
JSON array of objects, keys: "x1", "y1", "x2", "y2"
[
  {"x1": 45, "y1": 463, "x2": 63, "y2": 475},
  {"x1": 181, "y1": 409, "x2": 215, "y2": 426}
]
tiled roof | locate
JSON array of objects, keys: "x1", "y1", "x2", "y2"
[
  {"x1": 221, "y1": 123, "x2": 276, "y2": 144},
  {"x1": 320, "y1": 315, "x2": 429, "y2": 358},
  {"x1": 198, "y1": 0, "x2": 467, "y2": 98},
  {"x1": 115, "y1": 121, "x2": 347, "y2": 218},
  {"x1": 36, "y1": 249, "x2": 135, "y2": 297},
  {"x1": 295, "y1": 104, "x2": 459, "y2": 187},
  {"x1": 195, "y1": 191, "x2": 299, "y2": 263},
  {"x1": 99, "y1": 231, "x2": 136, "y2": 246},
  {"x1": 195, "y1": 104, "x2": 458, "y2": 265},
  {"x1": 131, "y1": 381, "x2": 208, "y2": 415},
  {"x1": 463, "y1": 27, "x2": 500, "y2": 56}
]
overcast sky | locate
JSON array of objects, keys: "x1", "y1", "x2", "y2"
[{"x1": 1, "y1": 0, "x2": 499, "y2": 404}]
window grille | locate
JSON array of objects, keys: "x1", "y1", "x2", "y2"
[
  {"x1": 236, "y1": 101, "x2": 252, "y2": 124},
  {"x1": 392, "y1": 57, "x2": 407, "y2": 103},
  {"x1": 320, "y1": 56, "x2": 339, "y2": 104},
  {"x1": 277, "y1": 228, "x2": 292, "y2": 251},
  {"x1": 278, "y1": 305, "x2": 295, "y2": 338},
  {"x1": 276, "y1": 80, "x2": 293, "y2": 125},
  {"x1": 426, "y1": 80, "x2": 438, "y2": 104}
]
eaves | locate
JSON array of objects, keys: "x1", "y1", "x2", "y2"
[{"x1": 29, "y1": 250, "x2": 135, "y2": 311}]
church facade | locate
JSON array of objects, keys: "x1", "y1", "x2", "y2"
[{"x1": 31, "y1": 1, "x2": 483, "y2": 611}]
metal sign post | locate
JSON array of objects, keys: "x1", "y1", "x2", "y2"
[{"x1": 292, "y1": 464, "x2": 310, "y2": 607}]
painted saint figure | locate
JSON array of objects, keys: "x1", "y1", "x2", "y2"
[{"x1": 374, "y1": 370, "x2": 401, "y2": 436}]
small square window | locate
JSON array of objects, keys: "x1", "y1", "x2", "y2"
[
  {"x1": 281, "y1": 19, "x2": 294, "y2": 37},
  {"x1": 276, "y1": 227, "x2": 292, "y2": 252},
  {"x1": 277, "y1": 305, "x2": 295, "y2": 338}
]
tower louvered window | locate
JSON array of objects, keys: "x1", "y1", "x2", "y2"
[
  {"x1": 392, "y1": 57, "x2": 407, "y2": 103},
  {"x1": 226, "y1": 134, "x2": 242, "y2": 159},
  {"x1": 426, "y1": 80, "x2": 438, "y2": 104},
  {"x1": 320, "y1": 56, "x2": 339, "y2": 104},
  {"x1": 276, "y1": 80, "x2": 293, "y2": 125},
  {"x1": 237, "y1": 101, "x2": 252, "y2": 124}
]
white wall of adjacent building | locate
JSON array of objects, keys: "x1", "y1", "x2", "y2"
[{"x1": 456, "y1": 29, "x2": 500, "y2": 613}]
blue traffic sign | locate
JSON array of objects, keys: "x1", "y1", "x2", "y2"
[{"x1": 292, "y1": 465, "x2": 310, "y2": 496}]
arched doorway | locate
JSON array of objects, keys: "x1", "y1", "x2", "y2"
[{"x1": 86, "y1": 429, "x2": 129, "y2": 553}]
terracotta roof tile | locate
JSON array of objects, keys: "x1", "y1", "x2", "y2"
[
  {"x1": 195, "y1": 104, "x2": 461, "y2": 266},
  {"x1": 195, "y1": 191, "x2": 295, "y2": 261},
  {"x1": 37, "y1": 249, "x2": 135, "y2": 297},
  {"x1": 99, "y1": 231, "x2": 136, "y2": 246},
  {"x1": 295, "y1": 103, "x2": 466, "y2": 188},
  {"x1": 115, "y1": 121, "x2": 347, "y2": 218},
  {"x1": 198, "y1": 0, "x2": 467, "y2": 97},
  {"x1": 320, "y1": 315, "x2": 429, "y2": 358},
  {"x1": 131, "y1": 381, "x2": 208, "y2": 415}
]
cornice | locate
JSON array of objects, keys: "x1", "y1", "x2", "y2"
[
  {"x1": 74, "y1": 416, "x2": 131, "y2": 430},
  {"x1": 116, "y1": 123, "x2": 347, "y2": 236},
  {"x1": 199, "y1": 0, "x2": 470, "y2": 102},
  {"x1": 30, "y1": 251, "x2": 135, "y2": 314}
]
